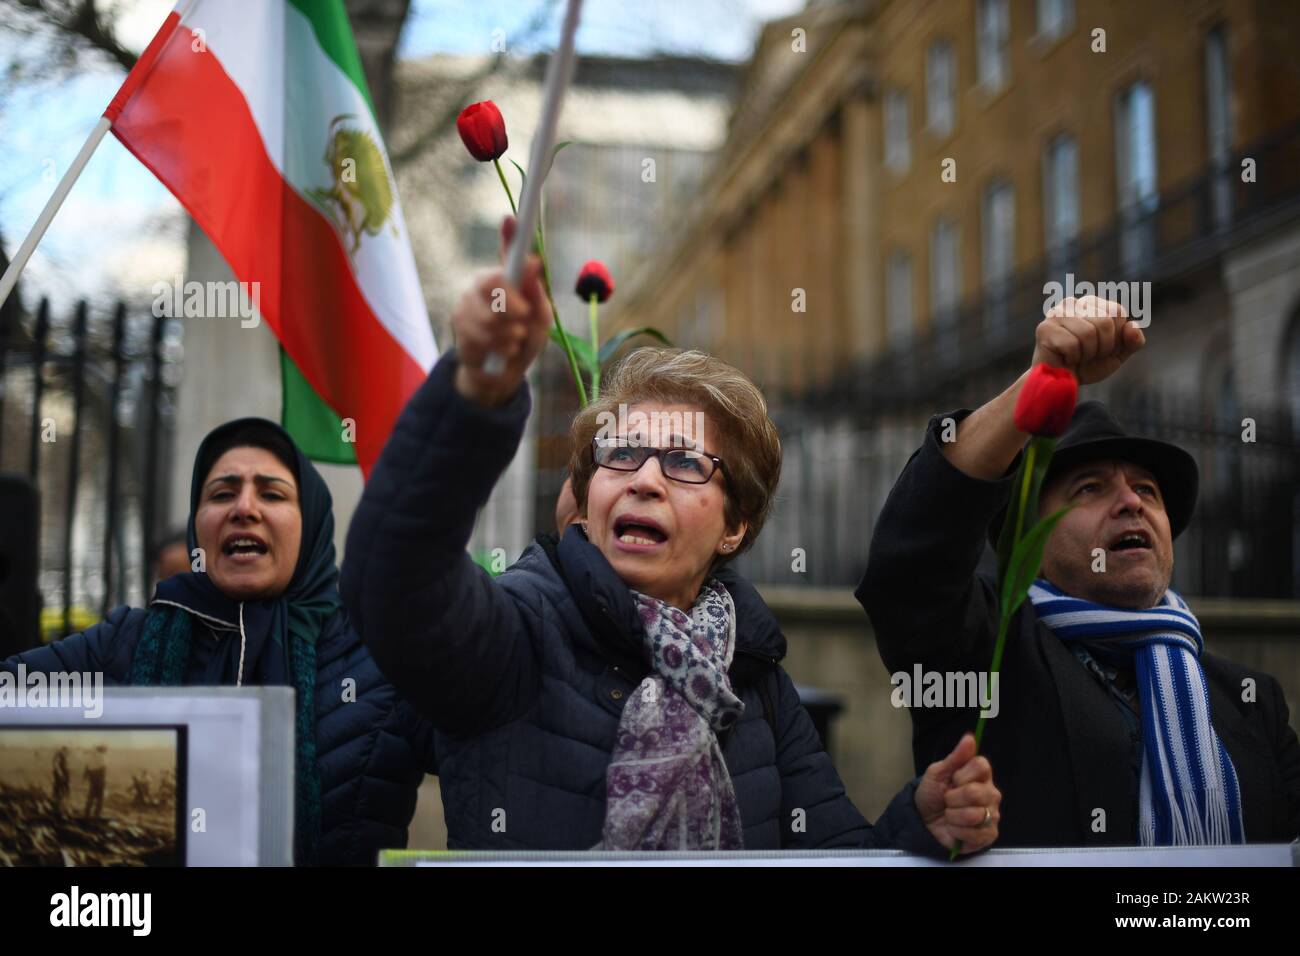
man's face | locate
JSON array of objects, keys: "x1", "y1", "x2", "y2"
[{"x1": 1038, "y1": 458, "x2": 1174, "y2": 609}]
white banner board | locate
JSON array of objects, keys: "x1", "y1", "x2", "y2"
[
  {"x1": 379, "y1": 844, "x2": 1297, "y2": 867},
  {"x1": 1, "y1": 687, "x2": 294, "y2": 866}
]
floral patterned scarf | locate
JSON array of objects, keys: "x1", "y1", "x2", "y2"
[{"x1": 597, "y1": 579, "x2": 746, "y2": 850}]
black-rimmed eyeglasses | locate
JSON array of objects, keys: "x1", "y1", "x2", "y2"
[{"x1": 592, "y1": 438, "x2": 727, "y2": 485}]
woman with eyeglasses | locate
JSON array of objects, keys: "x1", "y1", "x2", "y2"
[{"x1": 340, "y1": 215, "x2": 1001, "y2": 852}]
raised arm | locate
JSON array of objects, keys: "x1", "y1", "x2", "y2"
[
  {"x1": 858, "y1": 295, "x2": 1146, "y2": 676},
  {"x1": 340, "y1": 215, "x2": 555, "y2": 737}
]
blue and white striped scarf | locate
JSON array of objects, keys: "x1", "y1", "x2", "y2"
[{"x1": 1028, "y1": 579, "x2": 1245, "y2": 846}]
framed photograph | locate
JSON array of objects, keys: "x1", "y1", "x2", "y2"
[{"x1": 0, "y1": 725, "x2": 187, "y2": 866}]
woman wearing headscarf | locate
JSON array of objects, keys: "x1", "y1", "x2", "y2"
[
  {"x1": 341, "y1": 216, "x2": 1002, "y2": 852},
  {"x1": 2, "y1": 418, "x2": 437, "y2": 865}
]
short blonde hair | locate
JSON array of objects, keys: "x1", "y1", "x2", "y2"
[{"x1": 568, "y1": 347, "x2": 782, "y2": 557}]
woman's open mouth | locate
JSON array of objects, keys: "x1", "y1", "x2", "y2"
[
  {"x1": 612, "y1": 515, "x2": 668, "y2": 552},
  {"x1": 222, "y1": 535, "x2": 269, "y2": 564}
]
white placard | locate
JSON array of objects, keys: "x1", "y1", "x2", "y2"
[
  {"x1": 380, "y1": 844, "x2": 1296, "y2": 867},
  {"x1": 1, "y1": 687, "x2": 294, "y2": 866}
]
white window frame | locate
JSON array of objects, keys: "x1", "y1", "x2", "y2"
[
  {"x1": 930, "y1": 216, "x2": 961, "y2": 327},
  {"x1": 884, "y1": 89, "x2": 911, "y2": 173},
  {"x1": 982, "y1": 179, "x2": 1015, "y2": 333},
  {"x1": 1042, "y1": 132, "x2": 1079, "y2": 258},
  {"x1": 1115, "y1": 80, "x2": 1159, "y2": 271},
  {"x1": 925, "y1": 40, "x2": 955, "y2": 138},
  {"x1": 1205, "y1": 24, "x2": 1233, "y2": 228},
  {"x1": 1036, "y1": 0, "x2": 1074, "y2": 41},
  {"x1": 977, "y1": 0, "x2": 1010, "y2": 92},
  {"x1": 982, "y1": 179, "x2": 1015, "y2": 286}
]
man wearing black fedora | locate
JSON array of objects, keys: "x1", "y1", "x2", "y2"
[{"x1": 859, "y1": 295, "x2": 1300, "y2": 848}]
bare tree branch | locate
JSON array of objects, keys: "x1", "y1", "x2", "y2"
[{"x1": 1, "y1": 0, "x2": 138, "y2": 72}]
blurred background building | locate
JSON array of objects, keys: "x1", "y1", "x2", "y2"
[{"x1": 610, "y1": 0, "x2": 1300, "y2": 600}]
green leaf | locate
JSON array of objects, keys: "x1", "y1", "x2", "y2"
[
  {"x1": 1000, "y1": 504, "x2": 1072, "y2": 620},
  {"x1": 549, "y1": 324, "x2": 597, "y2": 373},
  {"x1": 597, "y1": 327, "x2": 672, "y2": 366},
  {"x1": 542, "y1": 140, "x2": 574, "y2": 179},
  {"x1": 509, "y1": 158, "x2": 527, "y2": 194}
]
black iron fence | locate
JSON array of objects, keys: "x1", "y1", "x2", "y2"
[
  {"x1": 732, "y1": 390, "x2": 1299, "y2": 599},
  {"x1": 0, "y1": 277, "x2": 179, "y2": 652},
  {"x1": 531, "y1": 359, "x2": 1300, "y2": 600}
]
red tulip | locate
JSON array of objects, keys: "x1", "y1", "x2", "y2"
[
  {"x1": 1014, "y1": 364, "x2": 1077, "y2": 436},
  {"x1": 457, "y1": 101, "x2": 508, "y2": 162},
  {"x1": 575, "y1": 261, "x2": 614, "y2": 303}
]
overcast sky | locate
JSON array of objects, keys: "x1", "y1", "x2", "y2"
[{"x1": 0, "y1": 0, "x2": 802, "y2": 311}]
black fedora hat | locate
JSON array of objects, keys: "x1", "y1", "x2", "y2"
[{"x1": 989, "y1": 400, "x2": 1199, "y2": 545}]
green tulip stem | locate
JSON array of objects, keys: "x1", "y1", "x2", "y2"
[
  {"x1": 950, "y1": 439, "x2": 1039, "y2": 861},
  {"x1": 1013, "y1": 439, "x2": 1037, "y2": 545},
  {"x1": 532, "y1": 215, "x2": 588, "y2": 408},
  {"x1": 494, "y1": 159, "x2": 517, "y2": 216},
  {"x1": 589, "y1": 294, "x2": 601, "y2": 401},
  {"x1": 493, "y1": 160, "x2": 587, "y2": 406}
]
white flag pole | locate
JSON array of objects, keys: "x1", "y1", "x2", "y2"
[
  {"x1": 0, "y1": 0, "x2": 195, "y2": 312},
  {"x1": 0, "y1": 116, "x2": 113, "y2": 311},
  {"x1": 484, "y1": 0, "x2": 583, "y2": 376}
]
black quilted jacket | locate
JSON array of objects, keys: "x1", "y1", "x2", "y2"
[{"x1": 340, "y1": 350, "x2": 944, "y2": 853}]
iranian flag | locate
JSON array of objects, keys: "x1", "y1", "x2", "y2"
[{"x1": 106, "y1": 0, "x2": 436, "y2": 475}]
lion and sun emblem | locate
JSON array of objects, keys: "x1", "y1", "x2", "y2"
[{"x1": 309, "y1": 113, "x2": 399, "y2": 255}]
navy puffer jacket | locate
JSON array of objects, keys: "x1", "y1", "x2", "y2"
[
  {"x1": 341, "y1": 351, "x2": 943, "y2": 853},
  {"x1": 2, "y1": 605, "x2": 436, "y2": 865}
]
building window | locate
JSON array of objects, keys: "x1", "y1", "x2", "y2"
[
  {"x1": 925, "y1": 41, "x2": 955, "y2": 138},
  {"x1": 1115, "y1": 80, "x2": 1158, "y2": 272},
  {"x1": 1205, "y1": 24, "x2": 1233, "y2": 228},
  {"x1": 884, "y1": 89, "x2": 910, "y2": 173},
  {"x1": 977, "y1": 0, "x2": 1010, "y2": 92},
  {"x1": 1043, "y1": 132, "x2": 1079, "y2": 265},
  {"x1": 930, "y1": 216, "x2": 961, "y2": 330},
  {"x1": 982, "y1": 179, "x2": 1015, "y2": 333},
  {"x1": 887, "y1": 251, "x2": 913, "y2": 347},
  {"x1": 1036, "y1": 0, "x2": 1074, "y2": 40}
]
